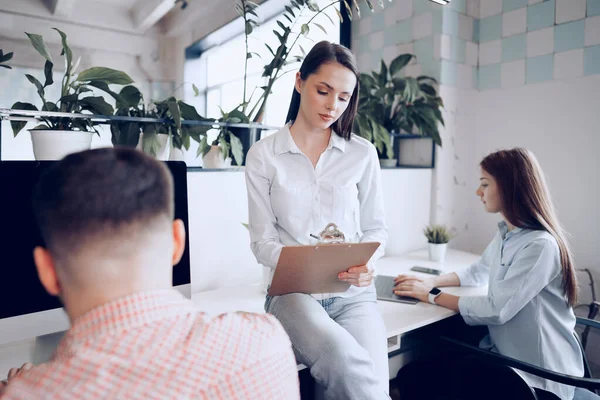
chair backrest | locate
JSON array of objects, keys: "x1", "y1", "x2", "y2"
[
  {"x1": 575, "y1": 316, "x2": 600, "y2": 395},
  {"x1": 453, "y1": 355, "x2": 539, "y2": 400},
  {"x1": 574, "y1": 332, "x2": 593, "y2": 379}
]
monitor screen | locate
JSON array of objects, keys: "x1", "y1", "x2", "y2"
[{"x1": 0, "y1": 160, "x2": 191, "y2": 320}]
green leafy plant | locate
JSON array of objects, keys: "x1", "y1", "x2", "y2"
[
  {"x1": 238, "y1": 0, "x2": 393, "y2": 122},
  {"x1": 111, "y1": 85, "x2": 211, "y2": 157},
  {"x1": 110, "y1": 85, "x2": 149, "y2": 148},
  {"x1": 10, "y1": 28, "x2": 133, "y2": 136},
  {"x1": 197, "y1": 105, "x2": 248, "y2": 166},
  {"x1": 354, "y1": 53, "x2": 445, "y2": 158},
  {"x1": 353, "y1": 113, "x2": 394, "y2": 159},
  {"x1": 236, "y1": 0, "x2": 260, "y2": 111},
  {"x1": 423, "y1": 225, "x2": 453, "y2": 244},
  {"x1": 0, "y1": 49, "x2": 13, "y2": 69}
]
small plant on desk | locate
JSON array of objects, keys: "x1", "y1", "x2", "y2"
[{"x1": 424, "y1": 225, "x2": 453, "y2": 263}]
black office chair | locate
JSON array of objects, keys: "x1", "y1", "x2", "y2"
[
  {"x1": 440, "y1": 316, "x2": 600, "y2": 400},
  {"x1": 577, "y1": 301, "x2": 599, "y2": 354}
]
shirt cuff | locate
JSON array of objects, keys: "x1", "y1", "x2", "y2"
[
  {"x1": 458, "y1": 296, "x2": 478, "y2": 326},
  {"x1": 366, "y1": 260, "x2": 375, "y2": 272},
  {"x1": 455, "y1": 268, "x2": 474, "y2": 287}
]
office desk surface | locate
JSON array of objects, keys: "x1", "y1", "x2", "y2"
[{"x1": 191, "y1": 249, "x2": 488, "y2": 339}]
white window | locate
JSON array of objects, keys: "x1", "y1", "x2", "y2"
[{"x1": 186, "y1": 1, "x2": 341, "y2": 128}]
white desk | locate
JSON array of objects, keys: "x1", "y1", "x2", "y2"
[{"x1": 191, "y1": 249, "x2": 487, "y2": 354}]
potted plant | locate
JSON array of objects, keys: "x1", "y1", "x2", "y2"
[
  {"x1": 9, "y1": 28, "x2": 133, "y2": 160},
  {"x1": 423, "y1": 224, "x2": 453, "y2": 263},
  {"x1": 0, "y1": 49, "x2": 13, "y2": 69},
  {"x1": 198, "y1": 105, "x2": 247, "y2": 168},
  {"x1": 110, "y1": 85, "x2": 210, "y2": 160},
  {"x1": 354, "y1": 54, "x2": 444, "y2": 166},
  {"x1": 237, "y1": 0, "x2": 395, "y2": 123},
  {"x1": 110, "y1": 85, "x2": 155, "y2": 152},
  {"x1": 214, "y1": 1, "x2": 390, "y2": 162}
]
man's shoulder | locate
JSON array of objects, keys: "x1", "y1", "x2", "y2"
[
  {"x1": 187, "y1": 311, "x2": 291, "y2": 371},
  {"x1": 0, "y1": 311, "x2": 294, "y2": 399},
  {"x1": 201, "y1": 311, "x2": 287, "y2": 342}
]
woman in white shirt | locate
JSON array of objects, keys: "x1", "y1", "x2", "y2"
[
  {"x1": 245, "y1": 41, "x2": 390, "y2": 400},
  {"x1": 395, "y1": 148, "x2": 595, "y2": 400}
]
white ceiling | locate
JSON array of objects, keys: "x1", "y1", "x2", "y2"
[{"x1": 0, "y1": 0, "x2": 261, "y2": 39}]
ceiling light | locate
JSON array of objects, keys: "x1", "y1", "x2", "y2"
[{"x1": 429, "y1": 0, "x2": 451, "y2": 5}]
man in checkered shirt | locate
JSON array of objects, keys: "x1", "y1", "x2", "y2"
[{"x1": 0, "y1": 148, "x2": 299, "y2": 400}]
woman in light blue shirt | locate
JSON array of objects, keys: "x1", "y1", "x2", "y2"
[
  {"x1": 394, "y1": 148, "x2": 594, "y2": 400},
  {"x1": 245, "y1": 41, "x2": 390, "y2": 399}
]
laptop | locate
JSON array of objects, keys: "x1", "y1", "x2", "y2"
[{"x1": 375, "y1": 275, "x2": 419, "y2": 304}]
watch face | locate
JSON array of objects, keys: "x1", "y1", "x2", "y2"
[{"x1": 430, "y1": 288, "x2": 442, "y2": 295}]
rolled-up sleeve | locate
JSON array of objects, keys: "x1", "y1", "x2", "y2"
[
  {"x1": 245, "y1": 146, "x2": 283, "y2": 269},
  {"x1": 455, "y1": 235, "x2": 498, "y2": 287},
  {"x1": 357, "y1": 144, "x2": 388, "y2": 270},
  {"x1": 459, "y1": 238, "x2": 560, "y2": 326}
]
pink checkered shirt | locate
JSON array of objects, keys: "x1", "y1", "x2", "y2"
[{"x1": 0, "y1": 289, "x2": 299, "y2": 399}]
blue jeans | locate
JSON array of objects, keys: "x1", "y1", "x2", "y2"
[{"x1": 265, "y1": 286, "x2": 390, "y2": 400}]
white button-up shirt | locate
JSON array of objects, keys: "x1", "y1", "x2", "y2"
[{"x1": 245, "y1": 124, "x2": 388, "y2": 299}]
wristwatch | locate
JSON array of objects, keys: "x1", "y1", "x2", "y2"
[{"x1": 428, "y1": 287, "x2": 442, "y2": 304}]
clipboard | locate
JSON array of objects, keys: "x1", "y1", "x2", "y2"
[{"x1": 267, "y1": 241, "x2": 381, "y2": 296}]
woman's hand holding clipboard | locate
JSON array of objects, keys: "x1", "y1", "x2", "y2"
[
  {"x1": 338, "y1": 265, "x2": 374, "y2": 288},
  {"x1": 267, "y1": 223, "x2": 380, "y2": 296}
]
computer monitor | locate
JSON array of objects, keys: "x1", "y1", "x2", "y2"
[{"x1": 0, "y1": 160, "x2": 191, "y2": 345}]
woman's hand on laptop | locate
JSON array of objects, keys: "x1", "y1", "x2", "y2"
[
  {"x1": 393, "y1": 276, "x2": 433, "y2": 302},
  {"x1": 394, "y1": 274, "x2": 436, "y2": 287},
  {"x1": 338, "y1": 265, "x2": 373, "y2": 287}
]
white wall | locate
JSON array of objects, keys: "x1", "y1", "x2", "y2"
[
  {"x1": 186, "y1": 168, "x2": 433, "y2": 293},
  {"x1": 433, "y1": 74, "x2": 600, "y2": 305},
  {"x1": 429, "y1": 85, "x2": 480, "y2": 250},
  {"x1": 464, "y1": 75, "x2": 600, "y2": 273}
]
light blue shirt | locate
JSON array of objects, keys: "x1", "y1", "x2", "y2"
[{"x1": 457, "y1": 221, "x2": 584, "y2": 400}]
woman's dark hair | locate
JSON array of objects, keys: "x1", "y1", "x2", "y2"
[
  {"x1": 481, "y1": 148, "x2": 578, "y2": 306},
  {"x1": 285, "y1": 41, "x2": 359, "y2": 140}
]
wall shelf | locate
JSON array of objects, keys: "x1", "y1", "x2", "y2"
[
  {"x1": 1, "y1": 108, "x2": 437, "y2": 170},
  {"x1": 0, "y1": 108, "x2": 279, "y2": 166}
]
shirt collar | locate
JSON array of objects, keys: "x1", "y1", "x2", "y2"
[
  {"x1": 328, "y1": 129, "x2": 346, "y2": 152},
  {"x1": 57, "y1": 289, "x2": 198, "y2": 352},
  {"x1": 498, "y1": 220, "x2": 524, "y2": 239},
  {"x1": 274, "y1": 123, "x2": 346, "y2": 155}
]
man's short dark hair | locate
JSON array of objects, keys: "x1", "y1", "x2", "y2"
[{"x1": 32, "y1": 148, "x2": 174, "y2": 260}]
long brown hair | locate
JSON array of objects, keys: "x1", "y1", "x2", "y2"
[
  {"x1": 480, "y1": 148, "x2": 578, "y2": 306},
  {"x1": 285, "y1": 41, "x2": 359, "y2": 140}
]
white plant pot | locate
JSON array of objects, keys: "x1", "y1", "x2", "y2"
[
  {"x1": 137, "y1": 132, "x2": 170, "y2": 160},
  {"x1": 428, "y1": 243, "x2": 448, "y2": 262},
  {"x1": 169, "y1": 147, "x2": 185, "y2": 161},
  {"x1": 202, "y1": 145, "x2": 231, "y2": 168},
  {"x1": 379, "y1": 158, "x2": 397, "y2": 168},
  {"x1": 30, "y1": 130, "x2": 93, "y2": 160}
]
